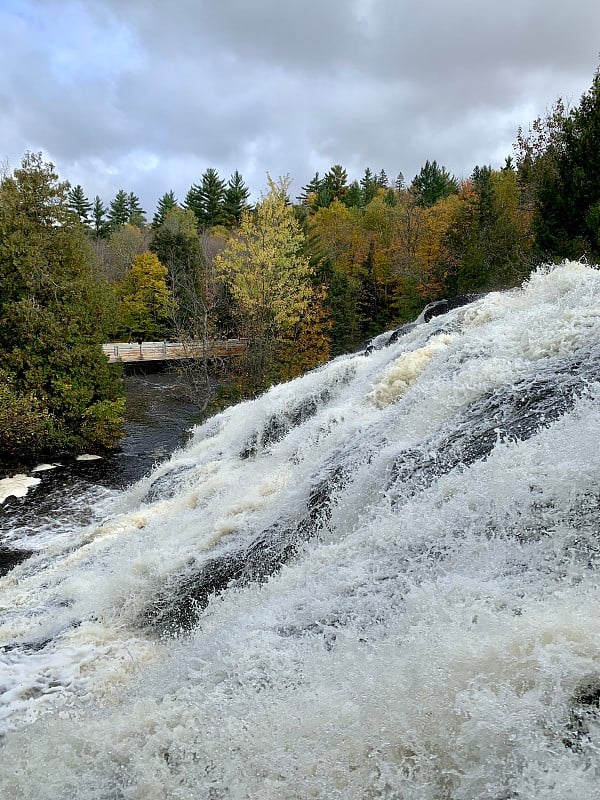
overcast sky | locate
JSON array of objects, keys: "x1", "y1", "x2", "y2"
[{"x1": 2, "y1": 0, "x2": 599, "y2": 215}]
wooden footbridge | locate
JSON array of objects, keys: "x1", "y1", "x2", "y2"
[{"x1": 102, "y1": 339, "x2": 247, "y2": 364}]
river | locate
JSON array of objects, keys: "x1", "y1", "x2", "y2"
[
  {"x1": 1, "y1": 261, "x2": 599, "y2": 799},
  {"x1": 0, "y1": 368, "x2": 201, "y2": 569}
]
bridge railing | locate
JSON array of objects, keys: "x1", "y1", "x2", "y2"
[{"x1": 102, "y1": 340, "x2": 247, "y2": 363}]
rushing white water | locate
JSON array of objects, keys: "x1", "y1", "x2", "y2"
[{"x1": 1, "y1": 261, "x2": 600, "y2": 799}]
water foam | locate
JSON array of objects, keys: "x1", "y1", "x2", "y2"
[{"x1": 0, "y1": 261, "x2": 599, "y2": 798}]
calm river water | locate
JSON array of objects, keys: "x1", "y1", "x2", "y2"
[{"x1": 0, "y1": 368, "x2": 201, "y2": 566}]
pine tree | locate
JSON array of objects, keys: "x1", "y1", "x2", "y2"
[
  {"x1": 67, "y1": 184, "x2": 92, "y2": 225},
  {"x1": 151, "y1": 207, "x2": 205, "y2": 328},
  {"x1": 394, "y1": 172, "x2": 405, "y2": 191},
  {"x1": 343, "y1": 181, "x2": 362, "y2": 209},
  {"x1": 198, "y1": 167, "x2": 226, "y2": 229},
  {"x1": 108, "y1": 189, "x2": 130, "y2": 229},
  {"x1": 411, "y1": 160, "x2": 459, "y2": 207},
  {"x1": 323, "y1": 164, "x2": 349, "y2": 203},
  {"x1": 184, "y1": 183, "x2": 203, "y2": 226},
  {"x1": 377, "y1": 169, "x2": 389, "y2": 188},
  {"x1": 92, "y1": 195, "x2": 110, "y2": 238},
  {"x1": 223, "y1": 171, "x2": 250, "y2": 226},
  {"x1": 536, "y1": 66, "x2": 600, "y2": 258},
  {"x1": 152, "y1": 190, "x2": 178, "y2": 228},
  {"x1": 360, "y1": 167, "x2": 379, "y2": 206},
  {"x1": 127, "y1": 192, "x2": 146, "y2": 227},
  {"x1": 297, "y1": 172, "x2": 323, "y2": 207}
]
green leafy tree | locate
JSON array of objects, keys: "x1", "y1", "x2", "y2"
[
  {"x1": 443, "y1": 170, "x2": 533, "y2": 294},
  {"x1": 0, "y1": 152, "x2": 124, "y2": 461},
  {"x1": 534, "y1": 67, "x2": 600, "y2": 258},
  {"x1": 411, "y1": 160, "x2": 459, "y2": 207},
  {"x1": 67, "y1": 184, "x2": 92, "y2": 225}
]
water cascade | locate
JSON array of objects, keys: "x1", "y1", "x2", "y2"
[{"x1": 1, "y1": 261, "x2": 599, "y2": 799}]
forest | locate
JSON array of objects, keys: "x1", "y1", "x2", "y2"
[{"x1": 1, "y1": 66, "x2": 599, "y2": 464}]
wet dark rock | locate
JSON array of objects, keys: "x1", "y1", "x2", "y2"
[
  {"x1": 0, "y1": 546, "x2": 33, "y2": 576},
  {"x1": 143, "y1": 463, "x2": 351, "y2": 634},
  {"x1": 365, "y1": 293, "x2": 484, "y2": 355},
  {"x1": 564, "y1": 679, "x2": 600, "y2": 750},
  {"x1": 239, "y1": 381, "x2": 354, "y2": 460},
  {"x1": 417, "y1": 293, "x2": 485, "y2": 323},
  {"x1": 141, "y1": 464, "x2": 196, "y2": 503},
  {"x1": 387, "y1": 345, "x2": 600, "y2": 504}
]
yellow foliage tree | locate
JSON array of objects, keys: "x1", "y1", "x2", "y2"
[
  {"x1": 215, "y1": 175, "x2": 326, "y2": 392},
  {"x1": 118, "y1": 251, "x2": 175, "y2": 340}
]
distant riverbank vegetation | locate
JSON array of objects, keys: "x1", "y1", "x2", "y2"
[{"x1": 1, "y1": 65, "x2": 599, "y2": 464}]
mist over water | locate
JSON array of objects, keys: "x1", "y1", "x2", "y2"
[{"x1": 1, "y1": 262, "x2": 599, "y2": 799}]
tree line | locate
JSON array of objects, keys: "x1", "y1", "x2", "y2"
[{"x1": 1, "y1": 63, "x2": 599, "y2": 464}]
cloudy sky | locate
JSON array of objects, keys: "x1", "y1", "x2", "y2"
[{"x1": 2, "y1": 0, "x2": 599, "y2": 215}]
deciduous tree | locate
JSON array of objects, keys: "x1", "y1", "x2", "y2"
[
  {"x1": 214, "y1": 175, "x2": 317, "y2": 392},
  {"x1": 118, "y1": 251, "x2": 175, "y2": 340}
]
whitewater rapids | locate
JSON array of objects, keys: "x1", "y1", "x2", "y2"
[{"x1": 1, "y1": 261, "x2": 600, "y2": 799}]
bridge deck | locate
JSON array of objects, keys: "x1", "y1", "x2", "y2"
[{"x1": 102, "y1": 340, "x2": 246, "y2": 364}]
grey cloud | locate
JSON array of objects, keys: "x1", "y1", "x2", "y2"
[{"x1": 5, "y1": 0, "x2": 600, "y2": 214}]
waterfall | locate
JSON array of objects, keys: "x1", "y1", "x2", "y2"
[{"x1": 1, "y1": 261, "x2": 599, "y2": 799}]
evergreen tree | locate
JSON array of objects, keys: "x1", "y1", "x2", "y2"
[
  {"x1": 223, "y1": 171, "x2": 250, "y2": 226},
  {"x1": 0, "y1": 152, "x2": 124, "y2": 460},
  {"x1": 471, "y1": 165, "x2": 495, "y2": 228},
  {"x1": 108, "y1": 189, "x2": 130, "y2": 229},
  {"x1": 67, "y1": 184, "x2": 92, "y2": 225},
  {"x1": 297, "y1": 172, "x2": 323, "y2": 209},
  {"x1": 394, "y1": 172, "x2": 405, "y2": 191},
  {"x1": 384, "y1": 188, "x2": 397, "y2": 207},
  {"x1": 536, "y1": 67, "x2": 600, "y2": 258},
  {"x1": 151, "y1": 207, "x2": 205, "y2": 327},
  {"x1": 184, "y1": 183, "x2": 203, "y2": 226},
  {"x1": 198, "y1": 167, "x2": 226, "y2": 229},
  {"x1": 360, "y1": 167, "x2": 379, "y2": 206},
  {"x1": 92, "y1": 195, "x2": 110, "y2": 239},
  {"x1": 323, "y1": 164, "x2": 349, "y2": 203},
  {"x1": 127, "y1": 192, "x2": 146, "y2": 227},
  {"x1": 377, "y1": 169, "x2": 389, "y2": 188},
  {"x1": 152, "y1": 190, "x2": 178, "y2": 229},
  {"x1": 343, "y1": 181, "x2": 362, "y2": 209},
  {"x1": 411, "y1": 160, "x2": 459, "y2": 207}
]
